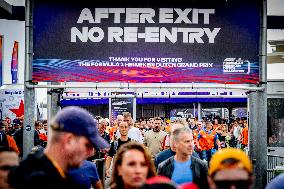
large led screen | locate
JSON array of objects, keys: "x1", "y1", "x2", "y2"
[{"x1": 32, "y1": 0, "x2": 260, "y2": 84}]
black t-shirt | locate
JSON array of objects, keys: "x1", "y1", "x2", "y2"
[{"x1": 108, "y1": 138, "x2": 132, "y2": 157}]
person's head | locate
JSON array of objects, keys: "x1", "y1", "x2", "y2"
[
  {"x1": 172, "y1": 127, "x2": 194, "y2": 156},
  {"x1": 119, "y1": 121, "x2": 130, "y2": 137},
  {"x1": 1, "y1": 120, "x2": 8, "y2": 128},
  {"x1": 12, "y1": 119, "x2": 21, "y2": 129},
  {"x1": 188, "y1": 118, "x2": 195, "y2": 125},
  {"x1": 169, "y1": 123, "x2": 184, "y2": 150},
  {"x1": 42, "y1": 120, "x2": 48, "y2": 130},
  {"x1": 222, "y1": 124, "x2": 228, "y2": 132},
  {"x1": 34, "y1": 121, "x2": 41, "y2": 131},
  {"x1": 123, "y1": 112, "x2": 133, "y2": 127},
  {"x1": 206, "y1": 121, "x2": 213, "y2": 130},
  {"x1": 4, "y1": 117, "x2": 11, "y2": 125},
  {"x1": 149, "y1": 118, "x2": 154, "y2": 129},
  {"x1": 111, "y1": 142, "x2": 156, "y2": 189},
  {"x1": 47, "y1": 106, "x2": 109, "y2": 170},
  {"x1": 213, "y1": 119, "x2": 219, "y2": 125},
  {"x1": 165, "y1": 119, "x2": 170, "y2": 126},
  {"x1": 0, "y1": 146, "x2": 19, "y2": 189},
  {"x1": 117, "y1": 115, "x2": 124, "y2": 125},
  {"x1": 99, "y1": 119, "x2": 108, "y2": 133},
  {"x1": 141, "y1": 120, "x2": 146, "y2": 128},
  {"x1": 153, "y1": 117, "x2": 162, "y2": 132},
  {"x1": 197, "y1": 121, "x2": 203, "y2": 130},
  {"x1": 236, "y1": 117, "x2": 241, "y2": 123},
  {"x1": 134, "y1": 121, "x2": 140, "y2": 129},
  {"x1": 208, "y1": 148, "x2": 254, "y2": 189}
]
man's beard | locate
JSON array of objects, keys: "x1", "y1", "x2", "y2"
[{"x1": 153, "y1": 127, "x2": 160, "y2": 132}]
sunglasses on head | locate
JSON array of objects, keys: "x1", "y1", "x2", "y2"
[{"x1": 214, "y1": 180, "x2": 251, "y2": 189}]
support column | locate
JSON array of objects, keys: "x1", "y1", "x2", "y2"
[
  {"x1": 23, "y1": 85, "x2": 35, "y2": 157},
  {"x1": 133, "y1": 97, "x2": 137, "y2": 121},
  {"x1": 249, "y1": 90, "x2": 267, "y2": 188},
  {"x1": 221, "y1": 108, "x2": 225, "y2": 119},
  {"x1": 193, "y1": 103, "x2": 196, "y2": 118},
  {"x1": 23, "y1": 0, "x2": 34, "y2": 158},
  {"x1": 198, "y1": 103, "x2": 202, "y2": 121},
  {"x1": 249, "y1": 0, "x2": 267, "y2": 188},
  {"x1": 47, "y1": 87, "x2": 61, "y2": 126}
]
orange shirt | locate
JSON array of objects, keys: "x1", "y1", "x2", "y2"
[
  {"x1": 198, "y1": 130, "x2": 216, "y2": 151},
  {"x1": 165, "y1": 126, "x2": 171, "y2": 134},
  {"x1": 7, "y1": 135, "x2": 20, "y2": 154},
  {"x1": 39, "y1": 133, "x2": 48, "y2": 142},
  {"x1": 241, "y1": 126, "x2": 248, "y2": 145}
]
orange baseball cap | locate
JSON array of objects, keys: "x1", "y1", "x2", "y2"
[{"x1": 209, "y1": 148, "x2": 253, "y2": 176}]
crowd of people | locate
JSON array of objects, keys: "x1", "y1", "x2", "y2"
[
  {"x1": 0, "y1": 106, "x2": 280, "y2": 189},
  {"x1": 1, "y1": 116, "x2": 48, "y2": 157}
]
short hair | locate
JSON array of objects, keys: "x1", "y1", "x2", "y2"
[
  {"x1": 35, "y1": 121, "x2": 41, "y2": 127},
  {"x1": 153, "y1": 117, "x2": 162, "y2": 121},
  {"x1": 116, "y1": 115, "x2": 123, "y2": 120},
  {"x1": 123, "y1": 112, "x2": 132, "y2": 118},
  {"x1": 99, "y1": 119, "x2": 108, "y2": 125},
  {"x1": 172, "y1": 127, "x2": 192, "y2": 142},
  {"x1": 169, "y1": 123, "x2": 184, "y2": 137},
  {"x1": 206, "y1": 121, "x2": 212, "y2": 126},
  {"x1": 110, "y1": 142, "x2": 156, "y2": 189},
  {"x1": 175, "y1": 117, "x2": 187, "y2": 126}
]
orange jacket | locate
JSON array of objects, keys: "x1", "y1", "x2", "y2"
[
  {"x1": 241, "y1": 126, "x2": 248, "y2": 145},
  {"x1": 7, "y1": 135, "x2": 20, "y2": 154},
  {"x1": 193, "y1": 130, "x2": 201, "y2": 151},
  {"x1": 39, "y1": 133, "x2": 48, "y2": 142},
  {"x1": 198, "y1": 130, "x2": 216, "y2": 151}
]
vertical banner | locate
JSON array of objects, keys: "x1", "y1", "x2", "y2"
[
  {"x1": 0, "y1": 36, "x2": 3, "y2": 86},
  {"x1": 11, "y1": 41, "x2": 19, "y2": 84},
  {"x1": 110, "y1": 97, "x2": 134, "y2": 127}
]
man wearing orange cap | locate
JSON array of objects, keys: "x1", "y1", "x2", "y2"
[{"x1": 207, "y1": 148, "x2": 254, "y2": 189}]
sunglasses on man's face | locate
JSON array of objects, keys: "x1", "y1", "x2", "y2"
[{"x1": 214, "y1": 180, "x2": 251, "y2": 189}]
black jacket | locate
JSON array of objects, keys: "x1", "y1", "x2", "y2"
[
  {"x1": 157, "y1": 156, "x2": 209, "y2": 189},
  {"x1": 8, "y1": 150, "x2": 81, "y2": 189},
  {"x1": 13, "y1": 128, "x2": 40, "y2": 157}
]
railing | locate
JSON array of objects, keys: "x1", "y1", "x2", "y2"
[{"x1": 267, "y1": 154, "x2": 284, "y2": 183}]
